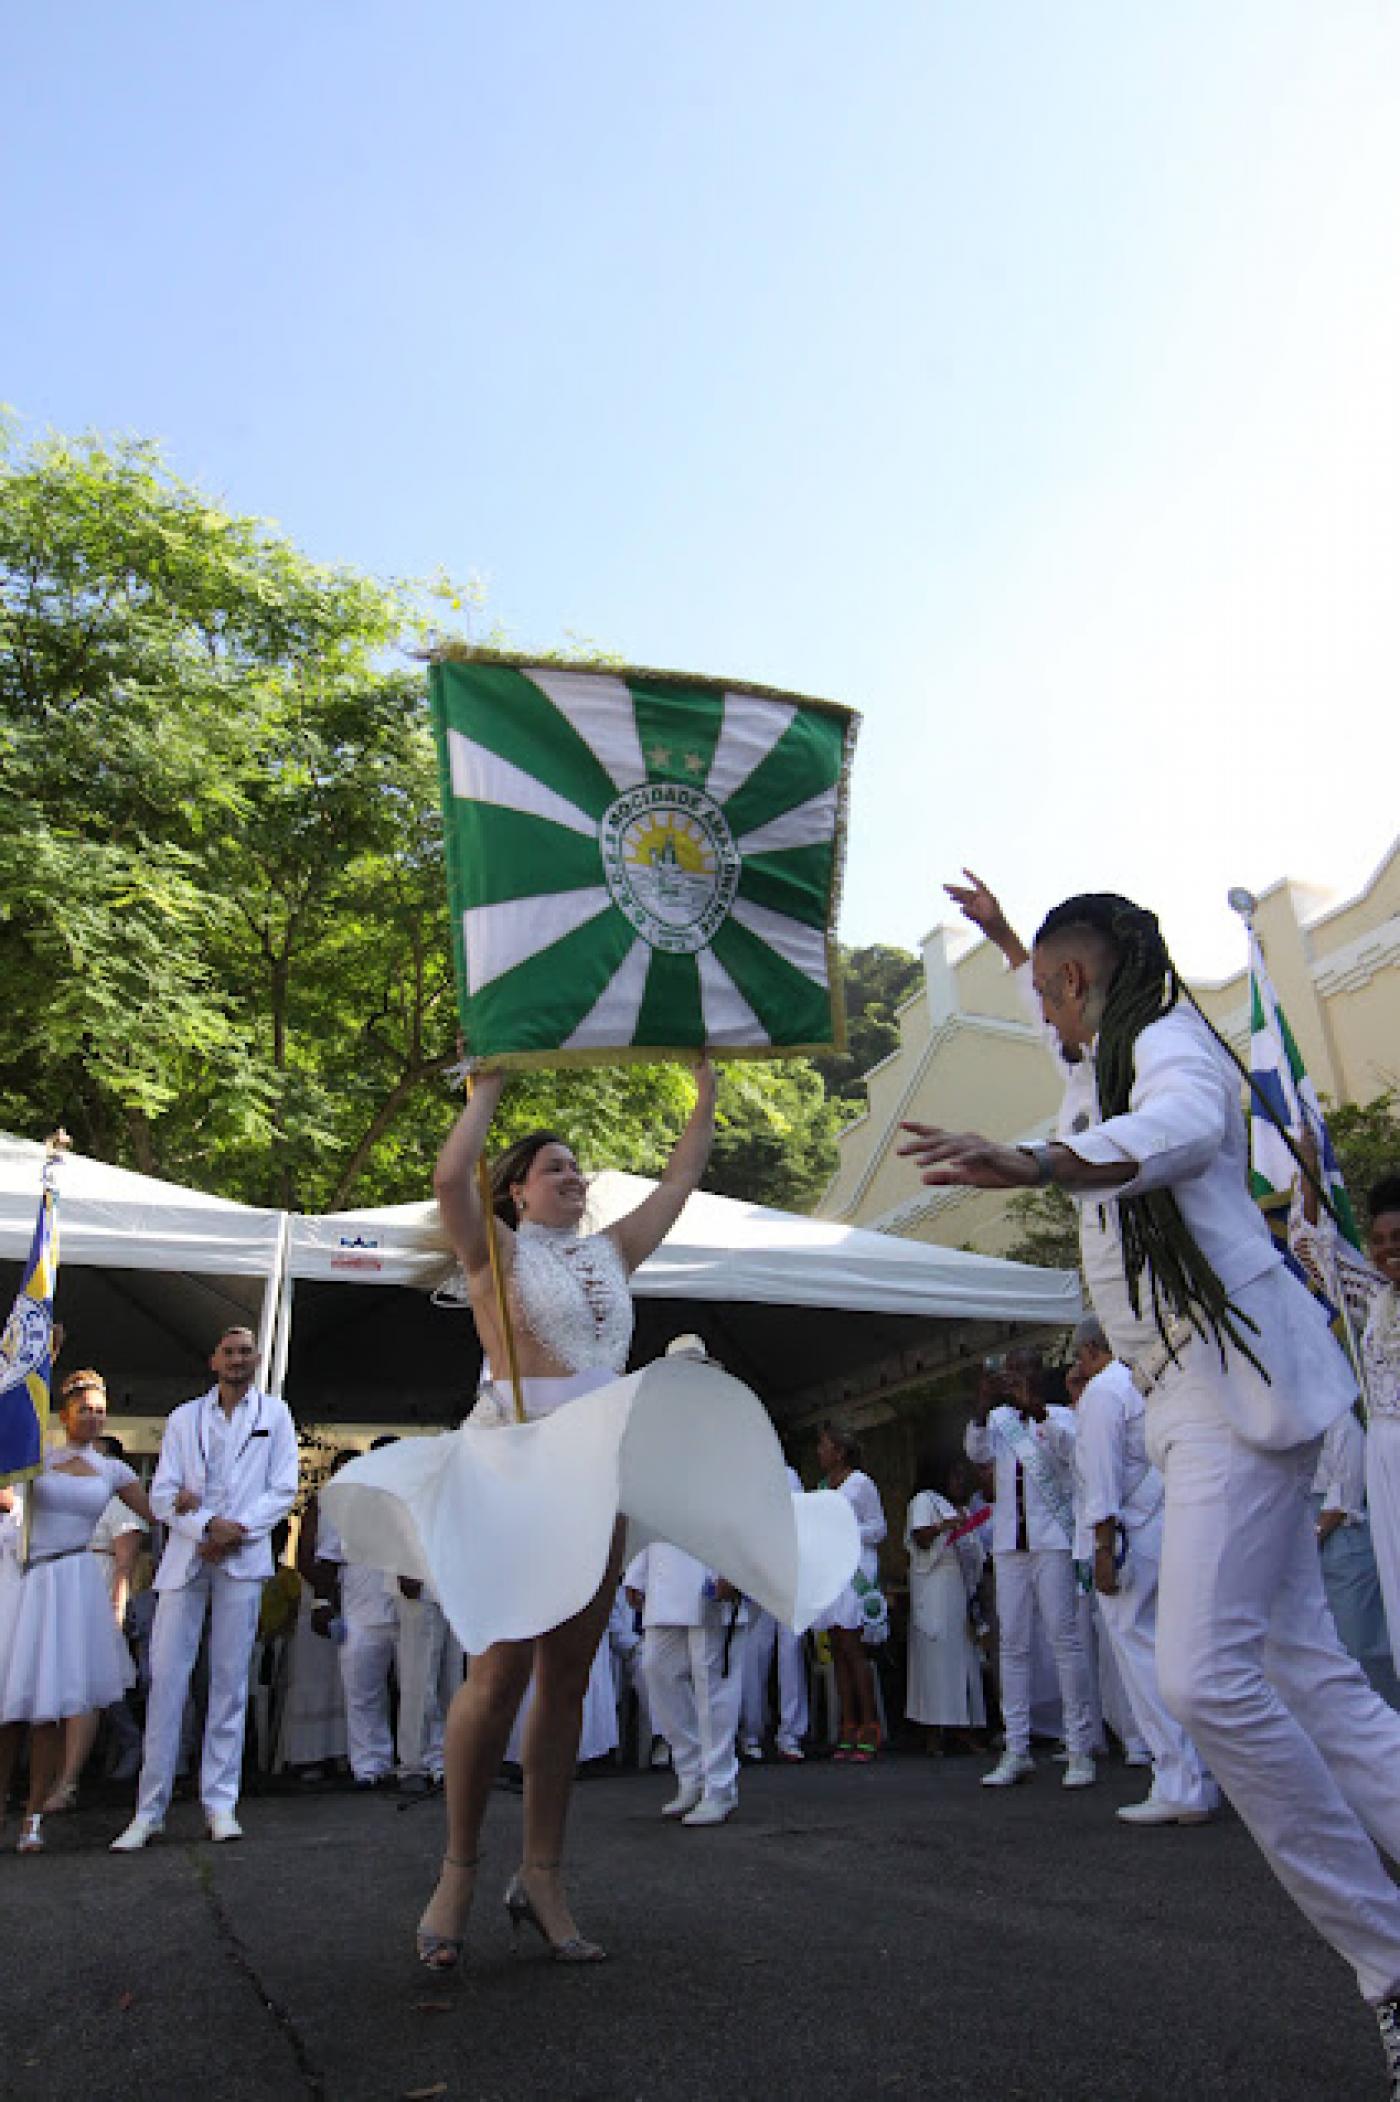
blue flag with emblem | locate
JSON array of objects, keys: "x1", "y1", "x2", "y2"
[{"x1": 0, "y1": 1155, "x2": 60, "y2": 1489}]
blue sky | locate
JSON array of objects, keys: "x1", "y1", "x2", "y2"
[{"x1": 6, "y1": 1, "x2": 1398, "y2": 973}]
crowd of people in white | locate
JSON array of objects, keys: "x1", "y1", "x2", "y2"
[{"x1": 5, "y1": 1251, "x2": 1399, "y2": 1857}]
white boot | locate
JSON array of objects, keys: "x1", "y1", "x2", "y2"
[
  {"x1": 681, "y1": 1790, "x2": 737, "y2": 1827},
  {"x1": 981, "y1": 1751, "x2": 1035, "y2": 1788},
  {"x1": 110, "y1": 1815, "x2": 163, "y2": 1852},
  {"x1": 1062, "y1": 1755, "x2": 1097, "y2": 1789},
  {"x1": 661, "y1": 1783, "x2": 703, "y2": 1819}
]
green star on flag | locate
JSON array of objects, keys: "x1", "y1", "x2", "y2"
[{"x1": 429, "y1": 653, "x2": 859, "y2": 1067}]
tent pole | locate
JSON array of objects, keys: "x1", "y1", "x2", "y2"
[
  {"x1": 261, "y1": 1211, "x2": 292, "y2": 1397},
  {"x1": 468, "y1": 1073, "x2": 526, "y2": 1425}
]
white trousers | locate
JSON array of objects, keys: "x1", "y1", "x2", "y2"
[
  {"x1": 644, "y1": 1617, "x2": 747, "y2": 1799},
  {"x1": 1365, "y1": 1415, "x2": 1400, "y2": 1680},
  {"x1": 1095, "y1": 1524, "x2": 1210, "y2": 1810},
  {"x1": 339, "y1": 1619, "x2": 396, "y2": 1781},
  {"x1": 739, "y1": 1607, "x2": 809, "y2": 1751},
  {"x1": 137, "y1": 1569, "x2": 262, "y2": 1820},
  {"x1": 995, "y1": 1549, "x2": 1095, "y2": 1757},
  {"x1": 1151, "y1": 1380, "x2": 1400, "y2": 2004},
  {"x1": 395, "y1": 1592, "x2": 462, "y2": 1779}
]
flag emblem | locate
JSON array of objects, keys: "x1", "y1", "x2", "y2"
[
  {"x1": 600, "y1": 783, "x2": 740, "y2": 954},
  {"x1": 430, "y1": 655, "x2": 858, "y2": 1066},
  {"x1": 0, "y1": 1159, "x2": 59, "y2": 1489}
]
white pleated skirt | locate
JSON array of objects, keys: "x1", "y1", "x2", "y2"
[
  {"x1": 321, "y1": 1360, "x2": 858, "y2": 1657},
  {"x1": 0, "y1": 1548, "x2": 136, "y2": 1723}
]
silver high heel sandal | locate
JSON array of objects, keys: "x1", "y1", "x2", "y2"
[
  {"x1": 504, "y1": 1864, "x2": 606, "y2": 1964},
  {"x1": 16, "y1": 1813, "x2": 44, "y2": 1855},
  {"x1": 416, "y1": 1853, "x2": 478, "y2": 1970}
]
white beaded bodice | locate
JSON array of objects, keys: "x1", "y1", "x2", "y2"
[{"x1": 510, "y1": 1223, "x2": 633, "y2": 1376}]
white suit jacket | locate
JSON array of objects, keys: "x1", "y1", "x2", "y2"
[{"x1": 150, "y1": 1387, "x2": 299, "y2": 1590}]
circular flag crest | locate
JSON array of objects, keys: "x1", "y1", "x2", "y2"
[
  {"x1": 0, "y1": 1297, "x2": 49, "y2": 1396},
  {"x1": 600, "y1": 784, "x2": 740, "y2": 956}
]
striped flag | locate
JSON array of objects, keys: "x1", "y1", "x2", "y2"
[
  {"x1": 0, "y1": 1156, "x2": 60, "y2": 1489},
  {"x1": 430, "y1": 655, "x2": 858, "y2": 1066},
  {"x1": 1247, "y1": 927, "x2": 1360, "y2": 1247}
]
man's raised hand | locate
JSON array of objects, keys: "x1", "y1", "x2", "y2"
[{"x1": 943, "y1": 870, "x2": 1028, "y2": 968}]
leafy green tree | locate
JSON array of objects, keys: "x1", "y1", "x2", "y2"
[
  {"x1": 814, "y1": 943, "x2": 923, "y2": 1103},
  {"x1": 0, "y1": 421, "x2": 846, "y2": 1215},
  {"x1": 1328, "y1": 1093, "x2": 1400, "y2": 1227}
]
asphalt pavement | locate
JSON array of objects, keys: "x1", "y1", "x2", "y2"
[{"x1": 0, "y1": 1750, "x2": 1381, "y2": 2102}]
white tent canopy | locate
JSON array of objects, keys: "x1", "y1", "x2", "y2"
[
  {"x1": 281, "y1": 1173, "x2": 1081, "y2": 1430},
  {"x1": 1, "y1": 1135, "x2": 1080, "y2": 1433},
  {"x1": 0, "y1": 1136, "x2": 287, "y2": 1415}
]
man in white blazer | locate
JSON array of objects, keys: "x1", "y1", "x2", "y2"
[{"x1": 112, "y1": 1326, "x2": 299, "y2": 1849}]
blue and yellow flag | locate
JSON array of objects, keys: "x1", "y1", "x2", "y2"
[{"x1": 0, "y1": 1159, "x2": 60, "y2": 1488}]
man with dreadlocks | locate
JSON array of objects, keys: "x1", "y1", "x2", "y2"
[{"x1": 898, "y1": 872, "x2": 1400, "y2": 2098}]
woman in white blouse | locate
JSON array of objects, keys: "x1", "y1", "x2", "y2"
[
  {"x1": 1293, "y1": 1155, "x2": 1400, "y2": 1675},
  {"x1": 0, "y1": 1369, "x2": 154, "y2": 1852},
  {"x1": 811, "y1": 1423, "x2": 887, "y2": 1762},
  {"x1": 905, "y1": 1454, "x2": 987, "y2": 1752}
]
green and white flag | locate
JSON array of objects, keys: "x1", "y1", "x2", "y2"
[
  {"x1": 1247, "y1": 926, "x2": 1360, "y2": 1246},
  {"x1": 429, "y1": 654, "x2": 858, "y2": 1067}
]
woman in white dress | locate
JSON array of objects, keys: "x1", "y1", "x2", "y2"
[
  {"x1": 810, "y1": 1423, "x2": 887, "y2": 1763},
  {"x1": 0, "y1": 1371, "x2": 154, "y2": 1852},
  {"x1": 321, "y1": 1065, "x2": 857, "y2": 1971},
  {"x1": 905, "y1": 1454, "x2": 987, "y2": 1752}
]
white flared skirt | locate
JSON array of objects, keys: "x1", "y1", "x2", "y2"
[
  {"x1": 0, "y1": 1548, "x2": 136, "y2": 1723},
  {"x1": 321, "y1": 1361, "x2": 858, "y2": 1656}
]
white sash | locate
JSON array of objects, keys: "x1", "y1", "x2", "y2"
[{"x1": 992, "y1": 1408, "x2": 1075, "y2": 1548}]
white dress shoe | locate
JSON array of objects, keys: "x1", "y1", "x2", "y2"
[
  {"x1": 661, "y1": 1784, "x2": 703, "y2": 1819},
  {"x1": 207, "y1": 1811, "x2": 244, "y2": 1842},
  {"x1": 1123, "y1": 1747, "x2": 1153, "y2": 1768},
  {"x1": 981, "y1": 1751, "x2": 1035, "y2": 1788},
  {"x1": 1117, "y1": 1792, "x2": 1213, "y2": 1826},
  {"x1": 1062, "y1": 1756, "x2": 1097, "y2": 1789},
  {"x1": 110, "y1": 1816, "x2": 163, "y2": 1852},
  {"x1": 680, "y1": 1791, "x2": 737, "y2": 1827}
]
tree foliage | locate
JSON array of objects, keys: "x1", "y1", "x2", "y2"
[
  {"x1": 0, "y1": 421, "x2": 848, "y2": 1214},
  {"x1": 815, "y1": 943, "x2": 923, "y2": 1103}
]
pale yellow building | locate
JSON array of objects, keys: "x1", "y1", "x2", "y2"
[{"x1": 821, "y1": 838, "x2": 1400, "y2": 1252}]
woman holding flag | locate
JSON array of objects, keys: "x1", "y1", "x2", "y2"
[{"x1": 322, "y1": 1062, "x2": 857, "y2": 1972}]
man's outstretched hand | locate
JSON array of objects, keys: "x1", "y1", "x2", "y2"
[{"x1": 897, "y1": 1122, "x2": 1038, "y2": 1189}]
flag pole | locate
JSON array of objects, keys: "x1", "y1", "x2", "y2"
[
  {"x1": 1229, "y1": 892, "x2": 1370, "y2": 1414},
  {"x1": 18, "y1": 1129, "x2": 70, "y2": 1568},
  {"x1": 465, "y1": 1073, "x2": 527, "y2": 1426}
]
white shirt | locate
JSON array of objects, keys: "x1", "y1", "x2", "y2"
[
  {"x1": 149, "y1": 1386, "x2": 299, "y2": 1589},
  {"x1": 1313, "y1": 1410, "x2": 1367, "y2": 1523},
  {"x1": 1071, "y1": 1360, "x2": 1164, "y2": 1559},
  {"x1": 965, "y1": 1405, "x2": 1076, "y2": 1554},
  {"x1": 316, "y1": 1518, "x2": 399, "y2": 1629},
  {"x1": 624, "y1": 1541, "x2": 747, "y2": 1627}
]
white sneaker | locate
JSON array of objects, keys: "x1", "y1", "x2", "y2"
[
  {"x1": 981, "y1": 1751, "x2": 1035, "y2": 1788},
  {"x1": 1062, "y1": 1756, "x2": 1097, "y2": 1789},
  {"x1": 1117, "y1": 1792, "x2": 1213, "y2": 1826},
  {"x1": 740, "y1": 1740, "x2": 763, "y2": 1761},
  {"x1": 774, "y1": 1742, "x2": 805, "y2": 1763},
  {"x1": 207, "y1": 1811, "x2": 244, "y2": 1842},
  {"x1": 1123, "y1": 1747, "x2": 1153, "y2": 1769},
  {"x1": 110, "y1": 1816, "x2": 162, "y2": 1852},
  {"x1": 680, "y1": 1791, "x2": 737, "y2": 1827},
  {"x1": 661, "y1": 1784, "x2": 703, "y2": 1819}
]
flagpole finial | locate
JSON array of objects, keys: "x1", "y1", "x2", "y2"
[{"x1": 1227, "y1": 888, "x2": 1258, "y2": 924}]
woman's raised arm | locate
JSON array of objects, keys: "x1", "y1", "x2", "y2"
[
  {"x1": 434, "y1": 1070, "x2": 508, "y2": 1275},
  {"x1": 608, "y1": 1060, "x2": 717, "y2": 1275}
]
